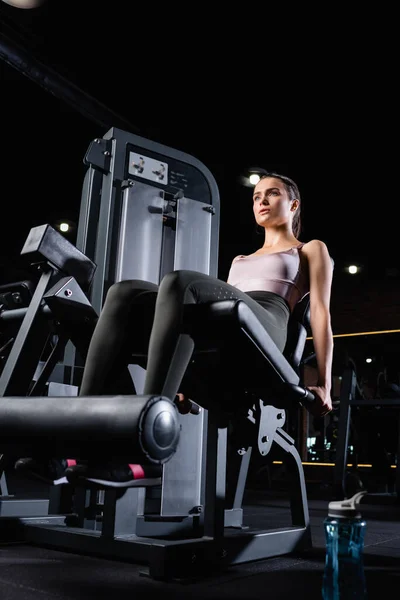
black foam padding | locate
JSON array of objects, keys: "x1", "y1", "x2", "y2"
[
  {"x1": 20, "y1": 224, "x2": 96, "y2": 290},
  {"x1": 0, "y1": 394, "x2": 180, "y2": 464}
]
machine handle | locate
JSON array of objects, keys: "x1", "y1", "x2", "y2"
[
  {"x1": 302, "y1": 387, "x2": 316, "y2": 404},
  {"x1": 289, "y1": 384, "x2": 316, "y2": 404}
]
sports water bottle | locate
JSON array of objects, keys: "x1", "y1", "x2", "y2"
[{"x1": 322, "y1": 491, "x2": 367, "y2": 599}]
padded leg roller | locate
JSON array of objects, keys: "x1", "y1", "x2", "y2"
[{"x1": 0, "y1": 395, "x2": 180, "y2": 464}]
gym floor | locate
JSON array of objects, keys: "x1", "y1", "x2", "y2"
[{"x1": 0, "y1": 476, "x2": 399, "y2": 600}]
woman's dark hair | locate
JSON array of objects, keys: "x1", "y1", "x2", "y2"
[{"x1": 259, "y1": 171, "x2": 302, "y2": 237}]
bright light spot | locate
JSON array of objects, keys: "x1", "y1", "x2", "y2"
[
  {"x1": 348, "y1": 265, "x2": 358, "y2": 274},
  {"x1": 59, "y1": 223, "x2": 69, "y2": 232},
  {"x1": 249, "y1": 174, "x2": 261, "y2": 185},
  {"x1": 365, "y1": 358, "x2": 372, "y2": 363}
]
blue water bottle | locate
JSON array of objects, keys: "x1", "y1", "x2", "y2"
[{"x1": 322, "y1": 491, "x2": 367, "y2": 599}]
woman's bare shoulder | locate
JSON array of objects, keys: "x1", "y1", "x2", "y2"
[
  {"x1": 231, "y1": 254, "x2": 247, "y2": 263},
  {"x1": 300, "y1": 239, "x2": 330, "y2": 257}
]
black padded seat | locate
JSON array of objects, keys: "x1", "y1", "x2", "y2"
[{"x1": 180, "y1": 292, "x2": 314, "y2": 412}]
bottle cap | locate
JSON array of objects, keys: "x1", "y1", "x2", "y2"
[{"x1": 328, "y1": 491, "x2": 367, "y2": 518}]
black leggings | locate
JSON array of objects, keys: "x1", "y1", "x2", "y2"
[{"x1": 79, "y1": 270, "x2": 290, "y2": 403}]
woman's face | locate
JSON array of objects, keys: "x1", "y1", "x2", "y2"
[{"x1": 252, "y1": 177, "x2": 295, "y2": 229}]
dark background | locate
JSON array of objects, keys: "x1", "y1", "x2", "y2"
[{"x1": 1, "y1": 0, "x2": 399, "y2": 381}]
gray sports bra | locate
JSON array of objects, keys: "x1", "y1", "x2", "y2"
[{"x1": 227, "y1": 244, "x2": 309, "y2": 311}]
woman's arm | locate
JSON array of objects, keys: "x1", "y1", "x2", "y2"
[{"x1": 303, "y1": 239, "x2": 334, "y2": 416}]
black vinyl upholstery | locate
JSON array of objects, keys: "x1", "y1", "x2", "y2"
[{"x1": 181, "y1": 292, "x2": 312, "y2": 411}]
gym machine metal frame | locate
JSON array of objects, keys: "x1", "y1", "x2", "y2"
[
  {"x1": 0, "y1": 129, "x2": 313, "y2": 581},
  {"x1": 333, "y1": 366, "x2": 400, "y2": 501}
]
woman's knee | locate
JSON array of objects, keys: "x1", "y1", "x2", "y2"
[
  {"x1": 105, "y1": 281, "x2": 135, "y2": 306},
  {"x1": 158, "y1": 270, "x2": 197, "y2": 299},
  {"x1": 103, "y1": 280, "x2": 156, "y2": 314}
]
